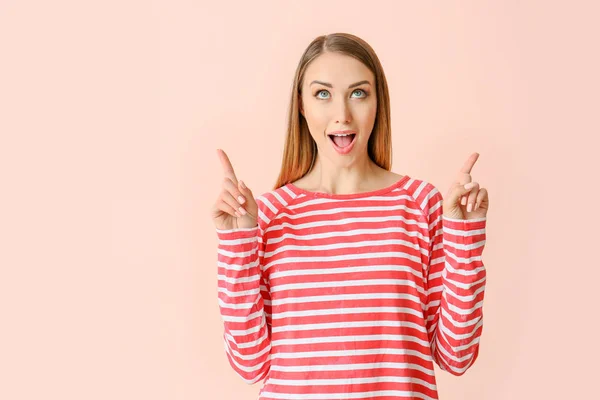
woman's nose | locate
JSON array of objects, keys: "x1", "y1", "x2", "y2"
[{"x1": 335, "y1": 100, "x2": 352, "y2": 123}]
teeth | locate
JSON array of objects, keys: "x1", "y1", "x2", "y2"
[{"x1": 331, "y1": 133, "x2": 353, "y2": 136}]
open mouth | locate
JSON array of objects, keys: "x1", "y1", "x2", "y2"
[{"x1": 328, "y1": 133, "x2": 356, "y2": 149}]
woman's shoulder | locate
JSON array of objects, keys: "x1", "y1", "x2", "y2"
[
  {"x1": 387, "y1": 172, "x2": 442, "y2": 201},
  {"x1": 253, "y1": 184, "x2": 297, "y2": 218},
  {"x1": 386, "y1": 171, "x2": 405, "y2": 185}
]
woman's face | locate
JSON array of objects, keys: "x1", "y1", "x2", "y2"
[{"x1": 299, "y1": 51, "x2": 377, "y2": 166}]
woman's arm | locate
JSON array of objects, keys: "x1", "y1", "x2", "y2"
[
  {"x1": 423, "y1": 185, "x2": 487, "y2": 375},
  {"x1": 216, "y1": 219, "x2": 271, "y2": 384}
]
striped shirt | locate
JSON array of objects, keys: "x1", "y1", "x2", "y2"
[{"x1": 215, "y1": 175, "x2": 487, "y2": 400}]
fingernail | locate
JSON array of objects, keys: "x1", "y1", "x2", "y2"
[
  {"x1": 467, "y1": 203, "x2": 473, "y2": 212},
  {"x1": 464, "y1": 183, "x2": 475, "y2": 190},
  {"x1": 234, "y1": 211, "x2": 241, "y2": 218},
  {"x1": 461, "y1": 197, "x2": 467, "y2": 205},
  {"x1": 474, "y1": 203, "x2": 479, "y2": 211},
  {"x1": 238, "y1": 195, "x2": 245, "y2": 204},
  {"x1": 238, "y1": 207, "x2": 246, "y2": 215}
]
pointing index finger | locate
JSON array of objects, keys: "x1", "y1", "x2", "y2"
[
  {"x1": 460, "y1": 152, "x2": 480, "y2": 174},
  {"x1": 217, "y1": 149, "x2": 238, "y2": 184}
]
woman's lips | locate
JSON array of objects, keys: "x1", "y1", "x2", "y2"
[{"x1": 328, "y1": 133, "x2": 357, "y2": 154}]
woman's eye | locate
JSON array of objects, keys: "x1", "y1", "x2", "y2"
[{"x1": 315, "y1": 89, "x2": 367, "y2": 99}]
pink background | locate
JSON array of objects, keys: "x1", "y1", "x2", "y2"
[{"x1": 1, "y1": 1, "x2": 598, "y2": 399}]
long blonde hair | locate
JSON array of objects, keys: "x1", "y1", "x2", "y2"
[{"x1": 273, "y1": 32, "x2": 393, "y2": 190}]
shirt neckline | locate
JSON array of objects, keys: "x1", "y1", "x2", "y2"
[{"x1": 286, "y1": 174, "x2": 410, "y2": 200}]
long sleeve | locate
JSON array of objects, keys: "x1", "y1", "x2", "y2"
[
  {"x1": 423, "y1": 186, "x2": 487, "y2": 376},
  {"x1": 216, "y1": 223, "x2": 272, "y2": 384}
]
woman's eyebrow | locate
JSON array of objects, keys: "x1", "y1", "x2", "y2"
[{"x1": 310, "y1": 80, "x2": 371, "y2": 88}]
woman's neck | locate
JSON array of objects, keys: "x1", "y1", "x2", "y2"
[{"x1": 299, "y1": 155, "x2": 387, "y2": 195}]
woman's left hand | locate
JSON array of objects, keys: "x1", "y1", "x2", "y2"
[{"x1": 443, "y1": 152, "x2": 490, "y2": 220}]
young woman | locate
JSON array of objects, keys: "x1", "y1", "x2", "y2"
[{"x1": 211, "y1": 32, "x2": 489, "y2": 400}]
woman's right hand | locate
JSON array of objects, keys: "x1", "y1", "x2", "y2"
[{"x1": 211, "y1": 149, "x2": 259, "y2": 230}]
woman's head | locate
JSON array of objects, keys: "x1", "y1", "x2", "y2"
[{"x1": 274, "y1": 33, "x2": 392, "y2": 189}]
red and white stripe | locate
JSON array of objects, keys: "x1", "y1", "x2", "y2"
[{"x1": 216, "y1": 176, "x2": 487, "y2": 399}]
